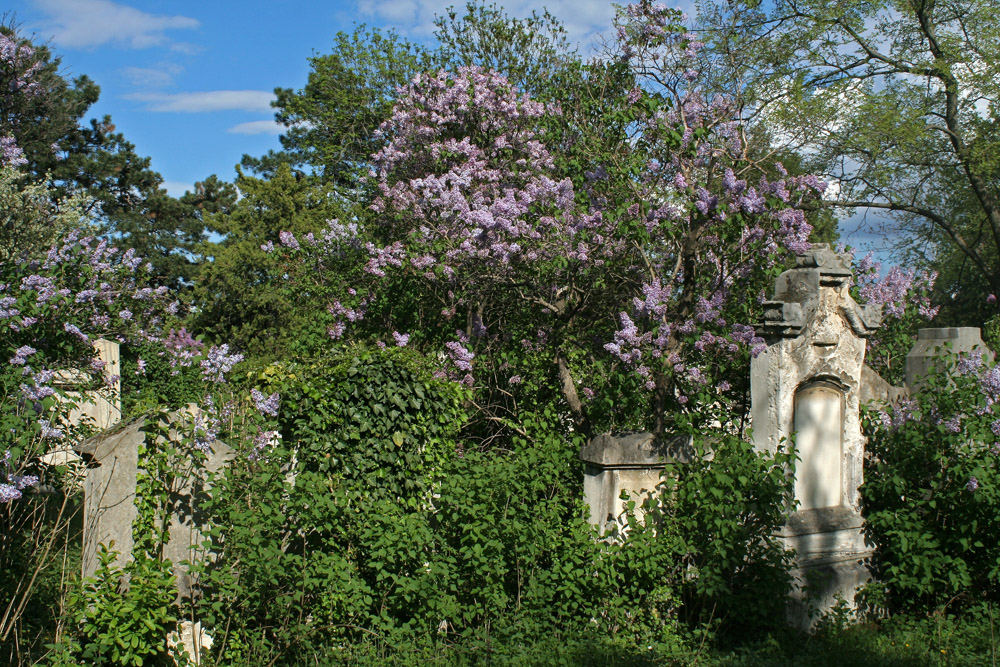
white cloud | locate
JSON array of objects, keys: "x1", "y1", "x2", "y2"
[
  {"x1": 227, "y1": 120, "x2": 283, "y2": 135},
  {"x1": 128, "y1": 90, "x2": 275, "y2": 113},
  {"x1": 34, "y1": 0, "x2": 199, "y2": 49},
  {"x1": 121, "y1": 64, "x2": 182, "y2": 88},
  {"x1": 162, "y1": 180, "x2": 193, "y2": 197},
  {"x1": 169, "y1": 42, "x2": 203, "y2": 55}
]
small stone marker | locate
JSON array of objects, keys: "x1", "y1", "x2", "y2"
[
  {"x1": 906, "y1": 327, "x2": 994, "y2": 390},
  {"x1": 580, "y1": 431, "x2": 692, "y2": 530}
]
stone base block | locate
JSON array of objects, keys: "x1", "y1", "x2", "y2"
[{"x1": 780, "y1": 507, "x2": 872, "y2": 630}]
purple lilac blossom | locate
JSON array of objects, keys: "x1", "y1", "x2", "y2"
[
  {"x1": 251, "y1": 389, "x2": 280, "y2": 417},
  {"x1": 9, "y1": 345, "x2": 35, "y2": 365},
  {"x1": 200, "y1": 344, "x2": 244, "y2": 383}
]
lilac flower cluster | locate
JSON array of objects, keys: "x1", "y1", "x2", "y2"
[
  {"x1": 9, "y1": 345, "x2": 35, "y2": 365},
  {"x1": 250, "y1": 430, "x2": 279, "y2": 461},
  {"x1": 191, "y1": 405, "x2": 220, "y2": 453},
  {"x1": 1, "y1": 136, "x2": 27, "y2": 168},
  {"x1": 0, "y1": 450, "x2": 39, "y2": 504},
  {"x1": 200, "y1": 344, "x2": 244, "y2": 383},
  {"x1": 164, "y1": 327, "x2": 203, "y2": 369},
  {"x1": 855, "y1": 254, "x2": 939, "y2": 320},
  {"x1": 443, "y1": 338, "x2": 475, "y2": 386},
  {"x1": 251, "y1": 388, "x2": 280, "y2": 417}
]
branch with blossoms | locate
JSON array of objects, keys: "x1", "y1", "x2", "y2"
[
  {"x1": 2, "y1": 231, "x2": 179, "y2": 482},
  {"x1": 590, "y1": 2, "x2": 829, "y2": 434},
  {"x1": 0, "y1": 31, "x2": 45, "y2": 170},
  {"x1": 848, "y1": 249, "x2": 939, "y2": 384}
]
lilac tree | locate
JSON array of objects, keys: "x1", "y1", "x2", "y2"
[{"x1": 270, "y1": 12, "x2": 827, "y2": 439}]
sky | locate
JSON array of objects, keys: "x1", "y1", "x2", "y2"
[
  {"x1": 4, "y1": 0, "x2": 888, "y2": 255},
  {"x1": 4, "y1": 0, "x2": 621, "y2": 196}
]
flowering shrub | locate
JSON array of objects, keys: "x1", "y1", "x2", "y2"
[
  {"x1": 852, "y1": 250, "x2": 939, "y2": 383},
  {"x1": 861, "y1": 349, "x2": 1000, "y2": 611},
  {"x1": 0, "y1": 213, "x2": 253, "y2": 661},
  {"x1": 0, "y1": 230, "x2": 179, "y2": 503},
  {"x1": 270, "y1": 47, "x2": 827, "y2": 437}
]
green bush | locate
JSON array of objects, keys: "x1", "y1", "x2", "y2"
[
  {"x1": 191, "y1": 341, "x2": 795, "y2": 664},
  {"x1": 862, "y1": 350, "x2": 1000, "y2": 612},
  {"x1": 654, "y1": 435, "x2": 794, "y2": 634},
  {"x1": 193, "y1": 346, "x2": 469, "y2": 664},
  {"x1": 49, "y1": 546, "x2": 179, "y2": 667}
]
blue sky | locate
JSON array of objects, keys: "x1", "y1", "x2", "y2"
[{"x1": 5, "y1": 0, "x2": 620, "y2": 196}]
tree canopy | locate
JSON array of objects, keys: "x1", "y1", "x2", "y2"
[{"x1": 704, "y1": 0, "x2": 1000, "y2": 324}]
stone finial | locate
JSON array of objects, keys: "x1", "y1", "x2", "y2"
[
  {"x1": 760, "y1": 244, "x2": 882, "y2": 339},
  {"x1": 795, "y1": 243, "x2": 853, "y2": 286}
]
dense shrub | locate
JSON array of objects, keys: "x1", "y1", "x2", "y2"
[
  {"x1": 862, "y1": 349, "x2": 1000, "y2": 612},
  {"x1": 189, "y1": 346, "x2": 793, "y2": 664},
  {"x1": 47, "y1": 547, "x2": 179, "y2": 667}
]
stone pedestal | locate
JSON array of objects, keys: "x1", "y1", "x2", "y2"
[
  {"x1": 780, "y1": 507, "x2": 871, "y2": 627},
  {"x1": 906, "y1": 327, "x2": 994, "y2": 390},
  {"x1": 751, "y1": 245, "x2": 882, "y2": 628},
  {"x1": 580, "y1": 432, "x2": 692, "y2": 530},
  {"x1": 77, "y1": 407, "x2": 231, "y2": 666}
]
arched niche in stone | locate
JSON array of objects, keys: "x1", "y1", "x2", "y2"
[{"x1": 792, "y1": 378, "x2": 846, "y2": 511}]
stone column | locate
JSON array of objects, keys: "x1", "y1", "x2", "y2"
[{"x1": 750, "y1": 244, "x2": 882, "y2": 628}]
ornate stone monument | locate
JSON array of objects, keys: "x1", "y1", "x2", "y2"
[{"x1": 751, "y1": 244, "x2": 882, "y2": 627}]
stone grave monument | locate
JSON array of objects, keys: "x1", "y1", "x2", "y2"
[
  {"x1": 751, "y1": 244, "x2": 883, "y2": 627},
  {"x1": 580, "y1": 432, "x2": 693, "y2": 531}
]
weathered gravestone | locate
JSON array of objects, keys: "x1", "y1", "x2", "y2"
[
  {"x1": 75, "y1": 407, "x2": 232, "y2": 663},
  {"x1": 751, "y1": 244, "x2": 883, "y2": 627}
]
